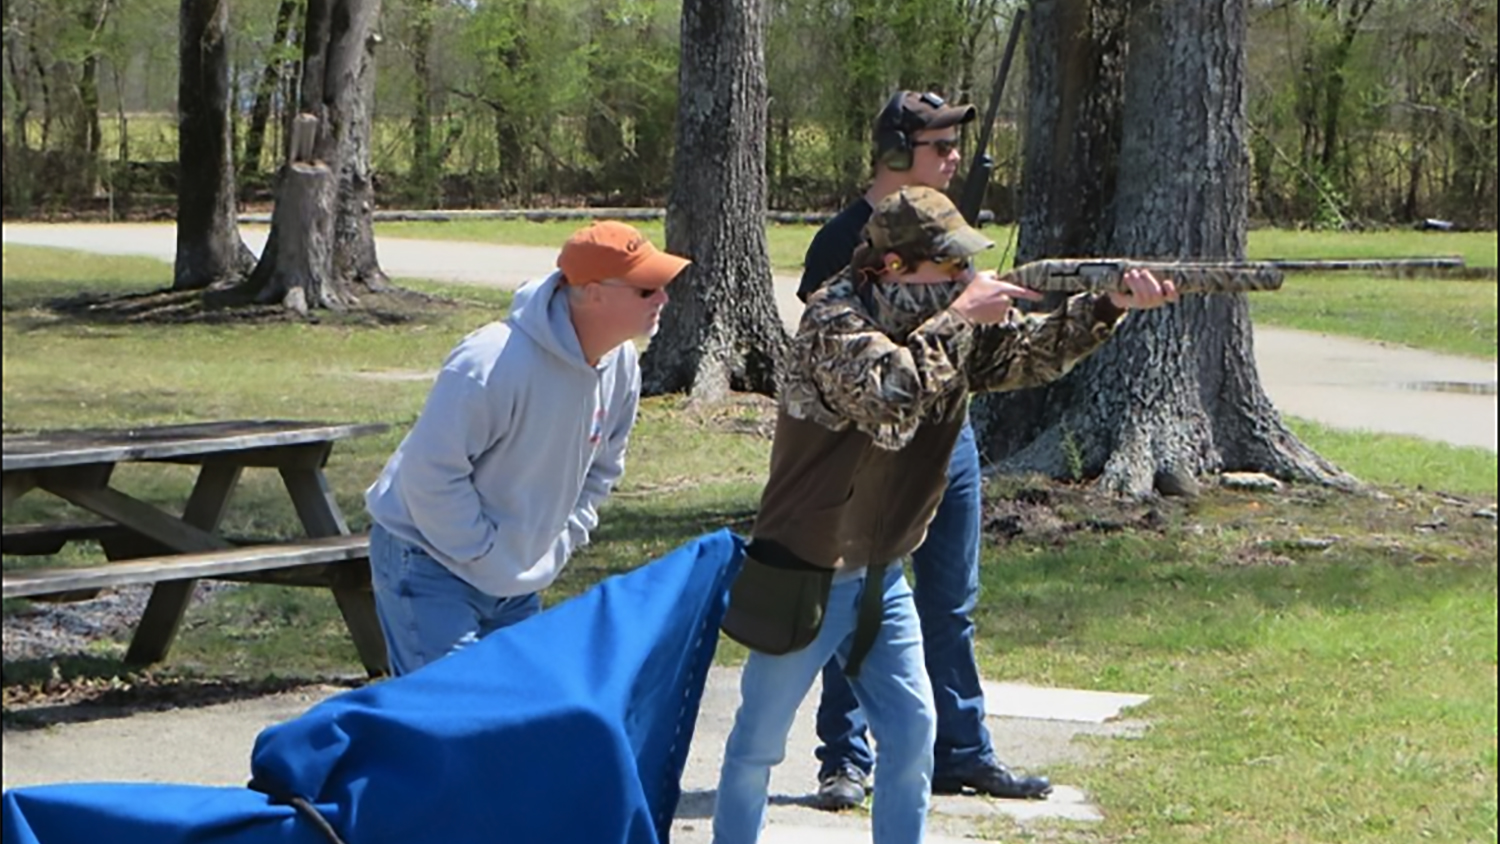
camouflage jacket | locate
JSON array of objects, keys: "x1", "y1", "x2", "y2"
[
  {"x1": 780, "y1": 268, "x2": 1124, "y2": 450},
  {"x1": 749, "y1": 269, "x2": 1126, "y2": 571}
]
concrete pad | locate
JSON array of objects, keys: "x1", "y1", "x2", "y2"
[
  {"x1": 5, "y1": 665, "x2": 1122, "y2": 842},
  {"x1": 1, "y1": 685, "x2": 342, "y2": 790},
  {"x1": 982, "y1": 680, "x2": 1150, "y2": 723},
  {"x1": 754, "y1": 826, "x2": 979, "y2": 844},
  {"x1": 932, "y1": 785, "x2": 1103, "y2": 822}
]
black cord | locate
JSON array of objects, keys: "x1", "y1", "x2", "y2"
[
  {"x1": 248, "y1": 777, "x2": 348, "y2": 844},
  {"x1": 288, "y1": 796, "x2": 349, "y2": 844}
]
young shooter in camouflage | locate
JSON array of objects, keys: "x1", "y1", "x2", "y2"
[
  {"x1": 799, "y1": 89, "x2": 1051, "y2": 810},
  {"x1": 711, "y1": 186, "x2": 1177, "y2": 844}
]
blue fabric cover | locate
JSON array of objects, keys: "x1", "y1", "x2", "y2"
[{"x1": 3, "y1": 529, "x2": 743, "y2": 844}]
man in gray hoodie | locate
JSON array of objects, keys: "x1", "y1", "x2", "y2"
[{"x1": 365, "y1": 221, "x2": 690, "y2": 676}]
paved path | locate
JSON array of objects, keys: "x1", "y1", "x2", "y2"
[
  {"x1": 5, "y1": 222, "x2": 1494, "y2": 451},
  {"x1": 1, "y1": 664, "x2": 1148, "y2": 842}
]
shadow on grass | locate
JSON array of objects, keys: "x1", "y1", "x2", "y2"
[
  {"x1": 2, "y1": 279, "x2": 469, "y2": 330},
  {"x1": 973, "y1": 522, "x2": 1497, "y2": 655},
  {"x1": 549, "y1": 495, "x2": 756, "y2": 603},
  {"x1": 2, "y1": 652, "x2": 365, "y2": 732},
  {"x1": 967, "y1": 480, "x2": 1497, "y2": 653},
  {"x1": 595, "y1": 497, "x2": 757, "y2": 547}
]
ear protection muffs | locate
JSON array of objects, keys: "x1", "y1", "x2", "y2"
[{"x1": 875, "y1": 92, "x2": 913, "y2": 172}]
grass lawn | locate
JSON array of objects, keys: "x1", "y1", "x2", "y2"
[
  {"x1": 1249, "y1": 272, "x2": 1498, "y2": 358},
  {"x1": 3, "y1": 245, "x2": 1496, "y2": 843}
]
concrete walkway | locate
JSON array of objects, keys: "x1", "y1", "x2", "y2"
[
  {"x1": 5, "y1": 221, "x2": 1493, "y2": 451},
  {"x1": 1, "y1": 663, "x2": 1149, "y2": 842}
]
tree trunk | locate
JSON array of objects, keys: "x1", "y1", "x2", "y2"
[
  {"x1": 1317, "y1": 0, "x2": 1376, "y2": 181},
  {"x1": 1451, "y1": 4, "x2": 1497, "y2": 226},
  {"x1": 408, "y1": 0, "x2": 437, "y2": 206},
  {"x1": 68, "y1": 6, "x2": 104, "y2": 202},
  {"x1": 640, "y1": 0, "x2": 787, "y2": 402},
  {"x1": 973, "y1": 0, "x2": 1352, "y2": 496},
  {"x1": 493, "y1": 21, "x2": 529, "y2": 198},
  {"x1": 4, "y1": 21, "x2": 36, "y2": 213},
  {"x1": 265, "y1": 159, "x2": 337, "y2": 314},
  {"x1": 242, "y1": 0, "x2": 299, "y2": 183},
  {"x1": 175, "y1": 0, "x2": 255, "y2": 292},
  {"x1": 238, "y1": 0, "x2": 384, "y2": 312},
  {"x1": 332, "y1": 6, "x2": 389, "y2": 293}
]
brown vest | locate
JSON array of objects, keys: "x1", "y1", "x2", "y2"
[{"x1": 750, "y1": 406, "x2": 964, "y2": 572}]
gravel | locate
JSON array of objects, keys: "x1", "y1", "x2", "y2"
[{"x1": 3, "y1": 582, "x2": 241, "y2": 663}]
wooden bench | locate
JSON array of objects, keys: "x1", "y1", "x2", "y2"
[
  {"x1": 4, "y1": 420, "x2": 392, "y2": 675},
  {"x1": 2, "y1": 520, "x2": 129, "y2": 557},
  {"x1": 2, "y1": 533, "x2": 372, "y2": 598},
  {"x1": 2, "y1": 533, "x2": 387, "y2": 676}
]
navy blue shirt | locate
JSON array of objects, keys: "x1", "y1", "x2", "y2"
[{"x1": 796, "y1": 199, "x2": 873, "y2": 303}]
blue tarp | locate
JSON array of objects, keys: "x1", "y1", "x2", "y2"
[{"x1": 3, "y1": 529, "x2": 743, "y2": 844}]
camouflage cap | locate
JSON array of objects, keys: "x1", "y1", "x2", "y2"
[{"x1": 865, "y1": 186, "x2": 994, "y2": 260}]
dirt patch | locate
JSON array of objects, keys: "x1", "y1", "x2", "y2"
[
  {"x1": 693, "y1": 392, "x2": 779, "y2": 439},
  {"x1": 981, "y1": 474, "x2": 1498, "y2": 569},
  {"x1": 982, "y1": 480, "x2": 1179, "y2": 544}
]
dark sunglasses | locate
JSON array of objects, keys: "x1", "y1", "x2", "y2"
[
  {"x1": 597, "y1": 280, "x2": 657, "y2": 299},
  {"x1": 931, "y1": 255, "x2": 972, "y2": 273},
  {"x1": 911, "y1": 138, "x2": 960, "y2": 156}
]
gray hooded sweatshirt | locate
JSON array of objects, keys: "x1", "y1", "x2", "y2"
[{"x1": 365, "y1": 271, "x2": 639, "y2": 597}]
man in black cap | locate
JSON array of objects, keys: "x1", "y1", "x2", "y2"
[{"x1": 796, "y1": 91, "x2": 1053, "y2": 810}]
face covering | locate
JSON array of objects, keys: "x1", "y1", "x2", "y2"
[{"x1": 861, "y1": 275, "x2": 971, "y2": 337}]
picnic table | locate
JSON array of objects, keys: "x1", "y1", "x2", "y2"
[{"x1": 2, "y1": 420, "x2": 391, "y2": 676}]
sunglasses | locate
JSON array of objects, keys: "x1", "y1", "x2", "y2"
[
  {"x1": 597, "y1": 280, "x2": 658, "y2": 299},
  {"x1": 911, "y1": 138, "x2": 960, "y2": 156},
  {"x1": 931, "y1": 255, "x2": 972, "y2": 274}
]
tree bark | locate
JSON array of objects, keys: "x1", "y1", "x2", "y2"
[
  {"x1": 238, "y1": 0, "x2": 386, "y2": 311},
  {"x1": 973, "y1": 0, "x2": 1352, "y2": 495},
  {"x1": 175, "y1": 0, "x2": 255, "y2": 291},
  {"x1": 332, "y1": 9, "x2": 389, "y2": 293},
  {"x1": 640, "y1": 0, "x2": 787, "y2": 402}
]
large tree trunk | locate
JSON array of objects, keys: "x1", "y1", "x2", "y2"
[
  {"x1": 175, "y1": 0, "x2": 255, "y2": 291},
  {"x1": 973, "y1": 0, "x2": 1352, "y2": 496},
  {"x1": 237, "y1": 0, "x2": 385, "y2": 314},
  {"x1": 332, "y1": 8, "x2": 389, "y2": 293},
  {"x1": 640, "y1": 0, "x2": 787, "y2": 402}
]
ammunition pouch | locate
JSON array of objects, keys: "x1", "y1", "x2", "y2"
[{"x1": 721, "y1": 539, "x2": 833, "y2": 656}]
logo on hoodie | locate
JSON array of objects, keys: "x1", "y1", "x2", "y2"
[{"x1": 589, "y1": 407, "x2": 605, "y2": 445}]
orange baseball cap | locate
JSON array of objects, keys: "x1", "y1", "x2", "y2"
[{"x1": 557, "y1": 221, "x2": 691, "y2": 290}]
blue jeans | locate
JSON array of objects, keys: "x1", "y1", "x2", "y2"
[
  {"x1": 369, "y1": 523, "x2": 542, "y2": 676},
  {"x1": 714, "y1": 565, "x2": 935, "y2": 844},
  {"x1": 814, "y1": 420, "x2": 993, "y2": 779}
]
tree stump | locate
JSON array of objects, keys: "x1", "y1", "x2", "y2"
[{"x1": 258, "y1": 161, "x2": 341, "y2": 314}]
